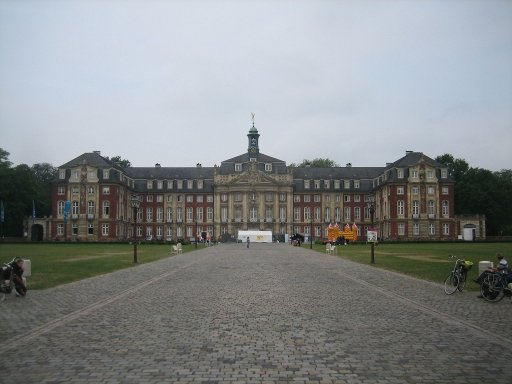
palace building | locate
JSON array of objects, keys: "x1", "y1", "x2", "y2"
[{"x1": 46, "y1": 123, "x2": 467, "y2": 243}]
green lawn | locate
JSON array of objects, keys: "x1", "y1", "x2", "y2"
[
  {"x1": 0, "y1": 242, "x2": 194, "y2": 290},
  {"x1": 1, "y1": 241, "x2": 510, "y2": 291},
  {"x1": 311, "y1": 241, "x2": 512, "y2": 290}
]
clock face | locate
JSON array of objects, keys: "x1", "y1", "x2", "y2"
[{"x1": 250, "y1": 147, "x2": 257, "y2": 153}]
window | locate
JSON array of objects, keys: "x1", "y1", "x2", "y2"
[
  {"x1": 443, "y1": 223, "x2": 450, "y2": 235},
  {"x1": 221, "y1": 193, "x2": 228, "y2": 202},
  {"x1": 397, "y1": 200, "x2": 404, "y2": 216},
  {"x1": 397, "y1": 186, "x2": 404, "y2": 195},
  {"x1": 412, "y1": 200, "x2": 419, "y2": 216},
  {"x1": 177, "y1": 195, "x2": 183, "y2": 203},
  {"x1": 442, "y1": 200, "x2": 449, "y2": 216},
  {"x1": 250, "y1": 207, "x2": 258, "y2": 222},
  {"x1": 157, "y1": 180, "x2": 163, "y2": 190},
  {"x1": 412, "y1": 186, "x2": 419, "y2": 194},
  {"x1": 235, "y1": 163, "x2": 242, "y2": 172},
  {"x1": 427, "y1": 170, "x2": 434, "y2": 179},
  {"x1": 156, "y1": 207, "x2": 163, "y2": 222},
  {"x1": 177, "y1": 180, "x2": 183, "y2": 189},
  {"x1": 428, "y1": 200, "x2": 435, "y2": 215},
  {"x1": 58, "y1": 187, "x2": 65, "y2": 195},
  {"x1": 72, "y1": 201, "x2": 79, "y2": 215},
  {"x1": 265, "y1": 206, "x2": 272, "y2": 221},
  {"x1": 147, "y1": 195, "x2": 153, "y2": 202},
  {"x1": 335, "y1": 207, "x2": 341, "y2": 222},
  {"x1": 221, "y1": 207, "x2": 228, "y2": 222},
  {"x1": 88, "y1": 223, "x2": 94, "y2": 235},
  {"x1": 207, "y1": 207, "x2": 213, "y2": 221},
  {"x1": 293, "y1": 195, "x2": 300, "y2": 203},
  {"x1": 176, "y1": 207, "x2": 183, "y2": 222},
  {"x1": 57, "y1": 223, "x2": 64, "y2": 235},
  {"x1": 249, "y1": 192, "x2": 256, "y2": 201},
  {"x1": 250, "y1": 157, "x2": 256, "y2": 162},
  {"x1": 324, "y1": 180, "x2": 330, "y2": 189},
  {"x1": 442, "y1": 187, "x2": 449, "y2": 195},
  {"x1": 344, "y1": 195, "x2": 350, "y2": 202},
  {"x1": 207, "y1": 195, "x2": 213, "y2": 203},
  {"x1": 156, "y1": 195, "x2": 163, "y2": 203},
  {"x1": 279, "y1": 193, "x2": 286, "y2": 202},
  {"x1": 279, "y1": 207, "x2": 286, "y2": 222},
  {"x1": 187, "y1": 180, "x2": 194, "y2": 189},
  {"x1": 59, "y1": 169, "x2": 66, "y2": 179},
  {"x1": 265, "y1": 163, "x2": 272, "y2": 171},
  {"x1": 167, "y1": 208, "x2": 173, "y2": 222},
  {"x1": 398, "y1": 223, "x2": 405, "y2": 236},
  {"x1": 88, "y1": 186, "x2": 95, "y2": 195},
  {"x1": 413, "y1": 223, "x2": 419, "y2": 236},
  {"x1": 344, "y1": 207, "x2": 351, "y2": 221},
  {"x1": 103, "y1": 169, "x2": 109, "y2": 179},
  {"x1": 304, "y1": 180, "x2": 310, "y2": 189},
  {"x1": 102, "y1": 186, "x2": 110, "y2": 195},
  {"x1": 167, "y1": 180, "x2": 173, "y2": 189},
  {"x1": 102, "y1": 201, "x2": 110, "y2": 217},
  {"x1": 294, "y1": 207, "x2": 301, "y2": 221},
  {"x1": 314, "y1": 207, "x2": 321, "y2": 221},
  {"x1": 428, "y1": 186, "x2": 435, "y2": 195},
  {"x1": 234, "y1": 192, "x2": 242, "y2": 202},
  {"x1": 197, "y1": 180, "x2": 203, "y2": 189},
  {"x1": 197, "y1": 207, "x2": 203, "y2": 221},
  {"x1": 186, "y1": 207, "x2": 193, "y2": 222},
  {"x1": 304, "y1": 195, "x2": 310, "y2": 203},
  {"x1": 441, "y1": 169, "x2": 448, "y2": 179},
  {"x1": 344, "y1": 180, "x2": 350, "y2": 189},
  {"x1": 146, "y1": 207, "x2": 153, "y2": 222},
  {"x1": 411, "y1": 170, "x2": 418, "y2": 178},
  {"x1": 334, "y1": 180, "x2": 340, "y2": 189},
  {"x1": 102, "y1": 223, "x2": 109, "y2": 236},
  {"x1": 303, "y1": 207, "x2": 311, "y2": 221},
  {"x1": 314, "y1": 194, "x2": 321, "y2": 203},
  {"x1": 265, "y1": 192, "x2": 273, "y2": 202},
  {"x1": 82, "y1": 202, "x2": 93, "y2": 217},
  {"x1": 429, "y1": 223, "x2": 435, "y2": 235},
  {"x1": 186, "y1": 195, "x2": 193, "y2": 203},
  {"x1": 147, "y1": 180, "x2": 153, "y2": 189},
  {"x1": 354, "y1": 207, "x2": 361, "y2": 220},
  {"x1": 322, "y1": 207, "x2": 329, "y2": 222},
  {"x1": 354, "y1": 180, "x2": 360, "y2": 189},
  {"x1": 397, "y1": 168, "x2": 404, "y2": 178},
  {"x1": 354, "y1": 195, "x2": 360, "y2": 202},
  {"x1": 197, "y1": 195, "x2": 203, "y2": 203}
]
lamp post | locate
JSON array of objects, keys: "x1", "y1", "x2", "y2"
[
  {"x1": 195, "y1": 217, "x2": 198, "y2": 249},
  {"x1": 367, "y1": 195, "x2": 375, "y2": 264},
  {"x1": 131, "y1": 194, "x2": 140, "y2": 264},
  {"x1": 310, "y1": 216, "x2": 313, "y2": 249}
]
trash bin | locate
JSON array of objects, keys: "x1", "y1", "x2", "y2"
[
  {"x1": 22, "y1": 259, "x2": 31, "y2": 277},
  {"x1": 478, "y1": 261, "x2": 493, "y2": 275}
]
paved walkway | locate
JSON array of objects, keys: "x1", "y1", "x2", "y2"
[{"x1": 0, "y1": 243, "x2": 511, "y2": 384}]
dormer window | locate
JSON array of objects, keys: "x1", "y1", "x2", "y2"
[
  {"x1": 250, "y1": 158, "x2": 257, "y2": 162},
  {"x1": 265, "y1": 163, "x2": 272, "y2": 171},
  {"x1": 235, "y1": 163, "x2": 242, "y2": 172}
]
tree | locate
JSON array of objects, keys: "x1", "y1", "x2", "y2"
[
  {"x1": 436, "y1": 153, "x2": 512, "y2": 236},
  {"x1": 289, "y1": 158, "x2": 340, "y2": 168},
  {"x1": 107, "y1": 156, "x2": 131, "y2": 168}
]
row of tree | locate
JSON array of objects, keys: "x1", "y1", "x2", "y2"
[{"x1": 1, "y1": 149, "x2": 510, "y2": 237}]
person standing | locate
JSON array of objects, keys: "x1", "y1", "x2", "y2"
[{"x1": 246, "y1": 237, "x2": 250, "y2": 248}]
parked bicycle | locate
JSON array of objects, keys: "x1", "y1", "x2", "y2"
[
  {"x1": 444, "y1": 255, "x2": 473, "y2": 295},
  {"x1": 480, "y1": 271, "x2": 512, "y2": 302}
]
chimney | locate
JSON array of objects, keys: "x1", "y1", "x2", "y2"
[{"x1": 155, "y1": 163, "x2": 161, "y2": 168}]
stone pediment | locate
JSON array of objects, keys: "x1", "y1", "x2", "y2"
[{"x1": 215, "y1": 168, "x2": 291, "y2": 187}]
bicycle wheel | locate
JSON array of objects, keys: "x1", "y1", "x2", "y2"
[
  {"x1": 444, "y1": 272, "x2": 459, "y2": 295},
  {"x1": 480, "y1": 274, "x2": 505, "y2": 302},
  {"x1": 457, "y1": 269, "x2": 467, "y2": 292}
]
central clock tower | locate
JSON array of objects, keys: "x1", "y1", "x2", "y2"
[{"x1": 247, "y1": 122, "x2": 260, "y2": 154}]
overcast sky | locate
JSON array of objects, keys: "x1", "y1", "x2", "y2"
[{"x1": 1, "y1": 0, "x2": 511, "y2": 171}]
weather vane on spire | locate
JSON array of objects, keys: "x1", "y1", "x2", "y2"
[{"x1": 251, "y1": 112, "x2": 255, "y2": 126}]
